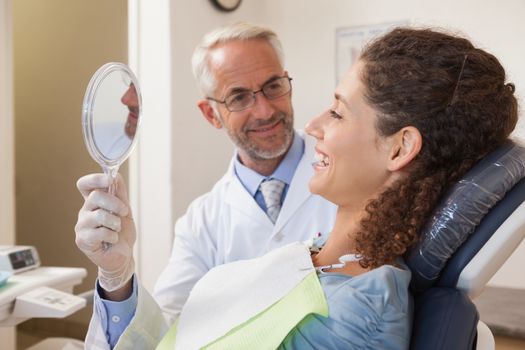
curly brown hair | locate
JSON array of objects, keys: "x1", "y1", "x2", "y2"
[{"x1": 355, "y1": 28, "x2": 518, "y2": 268}]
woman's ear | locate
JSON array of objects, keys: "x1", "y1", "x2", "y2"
[
  {"x1": 197, "y1": 99, "x2": 223, "y2": 129},
  {"x1": 387, "y1": 126, "x2": 422, "y2": 171}
]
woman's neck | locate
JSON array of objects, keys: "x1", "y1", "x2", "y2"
[
  {"x1": 312, "y1": 206, "x2": 371, "y2": 276},
  {"x1": 313, "y1": 206, "x2": 361, "y2": 266}
]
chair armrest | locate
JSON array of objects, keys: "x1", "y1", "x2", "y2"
[{"x1": 476, "y1": 321, "x2": 495, "y2": 350}]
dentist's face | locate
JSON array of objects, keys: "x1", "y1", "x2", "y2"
[
  {"x1": 121, "y1": 83, "x2": 139, "y2": 138},
  {"x1": 207, "y1": 39, "x2": 294, "y2": 162},
  {"x1": 306, "y1": 61, "x2": 391, "y2": 209}
]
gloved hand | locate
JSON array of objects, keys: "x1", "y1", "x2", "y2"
[{"x1": 75, "y1": 173, "x2": 136, "y2": 292}]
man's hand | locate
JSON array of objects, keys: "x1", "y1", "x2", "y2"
[{"x1": 75, "y1": 173, "x2": 136, "y2": 295}]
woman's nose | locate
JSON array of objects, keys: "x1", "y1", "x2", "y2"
[{"x1": 305, "y1": 112, "x2": 325, "y2": 139}]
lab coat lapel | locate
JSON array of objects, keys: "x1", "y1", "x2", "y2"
[
  {"x1": 274, "y1": 133, "x2": 315, "y2": 232},
  {"x1": 224, "y1": 162, "x2": 270, "y2": 227}
]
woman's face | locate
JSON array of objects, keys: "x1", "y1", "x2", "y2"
[{"x1": 306, "y1": 61, "x2": 394, "y2": 209}]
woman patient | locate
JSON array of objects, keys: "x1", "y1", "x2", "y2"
[
  {"x1": 83, "y1": 27, "x2": 518, "y2": 349},
  {"x1": 277, "y1": 27, "x2": 517, "y2": 349}
]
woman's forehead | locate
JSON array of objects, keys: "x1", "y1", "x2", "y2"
[{"x1": 336, "y1": 62, "x2": 365, "y2": 106}]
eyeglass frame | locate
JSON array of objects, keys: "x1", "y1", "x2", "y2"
[{"x1": 206, "y1": 76, "x2": 293, "y2": 112}]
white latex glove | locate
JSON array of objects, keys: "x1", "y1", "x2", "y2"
[{"x1": 75, "y1": 173, "x2": 136, "y2": 292}]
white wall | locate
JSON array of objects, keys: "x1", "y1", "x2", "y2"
[{"x1": 152, "y1": 0, "x2": 525, "y2": 290}]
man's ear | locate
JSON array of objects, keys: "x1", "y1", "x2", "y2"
[
  {"x1": 387, "y1": 126, "x2": 422, "y2": 171},
  {"x1": 284, "y1": 70, "x2": 292, "y2": 98},
  {"x1": 197, "y1": 99, "x2": 223, "y2": 129}
]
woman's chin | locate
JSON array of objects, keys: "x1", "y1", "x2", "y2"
[
  {"x1": 309, "y1": 178, "x2": 346, "y2": 207},
  {"x1": 308, "y1": 179, "x2": 328, "y2": 199}
]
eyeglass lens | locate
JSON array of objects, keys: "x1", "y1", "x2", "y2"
[{"x1": 225, "y1": 77, "x2": 291, "y2": 111}]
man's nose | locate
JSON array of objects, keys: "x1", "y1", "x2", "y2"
[
  {"x1": 121, "y1": 86, "x2": 137, "y2": 107},
  {"x1": 121, "y1": 91, "x2": 131, "y2": 105},
  {"x1": 251, "y1": 91, "x2": 275, "y2": 119}
]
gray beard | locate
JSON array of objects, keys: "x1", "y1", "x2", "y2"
[{"x1": 227, "y1": 112, "x2": 294, "y2": 160}]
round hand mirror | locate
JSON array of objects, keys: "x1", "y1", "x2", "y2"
[{"x1": 82, "y1": 62, "x2": 142, "y2": 193}]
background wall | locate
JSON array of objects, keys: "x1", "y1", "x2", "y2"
[
  {"x1": 0, "y1": 0, "x2": 15, "y2": 347},
  {"x1": 13, "y1": 0, "x2": 127, "y2": 344},
  {"x1": 0, "y1": 0, "x2": 14, "y2": 246},
  {"x1": 166, "y1": 0, "x2": 525, "y2": 290}
]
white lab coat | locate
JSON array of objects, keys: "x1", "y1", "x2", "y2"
[
  {"x1": 154, "y1": 131, "x2": 337, "y2": 324},
  {"x1": 85, "y1": 131, "x2": 337, "y2": 349},
  {"x1": 86, "y1": 282, "x2": 167, "y2": 350}
]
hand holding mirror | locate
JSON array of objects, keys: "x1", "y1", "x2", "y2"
[{"x1": 82, "y1": 62, "x2": 142, "y2": 250}]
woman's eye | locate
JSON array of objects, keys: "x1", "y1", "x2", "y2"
[{"x1": 329, "y1": 110, "x2": 342, "y2": 119}]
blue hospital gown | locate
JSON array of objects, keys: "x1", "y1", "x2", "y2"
[{"x1": 279, "y1": 264, "x2": 413, "y2": 350}]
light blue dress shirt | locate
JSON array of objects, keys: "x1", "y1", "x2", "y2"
[
  {"x1": 98, "y1": 131, "x2": 305, "y2": 348},
  {"x1": 94, "y1": 276, "x2": 138, "y2": 348},
  {"x1": 233, "y1": 131, "x2": 304, "y2": 211}
]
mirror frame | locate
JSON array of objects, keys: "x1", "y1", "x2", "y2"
[{"x1": 82, "y1": 62, "x2": 142, "y2": 170}]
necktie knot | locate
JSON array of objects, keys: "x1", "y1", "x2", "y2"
[{"x1": 259, "y1": 179, "x2": 285, "y2": 224}]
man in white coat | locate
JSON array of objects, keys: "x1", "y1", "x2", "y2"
[{"x1": 75, "y1": 22, "x2": 336, "y2": 349}]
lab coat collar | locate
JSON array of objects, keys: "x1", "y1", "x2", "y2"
[
  {"x1": 225, "y1": 171, "x2": 274, "y2": 227},
  {"x1": 224, "y1": 130, "x2": 315, "y2": 231}
]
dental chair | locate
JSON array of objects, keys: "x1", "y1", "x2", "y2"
[{"x1": 406, "y1": 140, "x2": 525, "y2": 350}]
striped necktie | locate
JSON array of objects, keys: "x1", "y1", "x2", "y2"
[{"x1": 259, "y1": 179, "x2": 285, "y2": 224}]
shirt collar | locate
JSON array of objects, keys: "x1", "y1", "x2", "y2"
[{"x1": 234, "y1": 131, "x2": 304, "y2": 196}]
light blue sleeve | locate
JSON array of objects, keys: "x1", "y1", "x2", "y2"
[{"x1": 94, "y1": 275, "x2": 138, "y2": 349}]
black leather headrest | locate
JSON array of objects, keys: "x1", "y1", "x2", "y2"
[{"x1": 406, "y1": 141, "x2": 525, "y2": 293}]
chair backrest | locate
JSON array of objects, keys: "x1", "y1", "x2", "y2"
[
  {"x1": 405, "y1": 140, "x2": 525, "y2": 350},
  {"x1": 411, "y1": 287, "x2": 479, "y2": 350}
]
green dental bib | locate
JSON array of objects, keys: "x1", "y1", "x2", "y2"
[{"x1": 156, "y1": 270, "x2": 328, "y2": 350}]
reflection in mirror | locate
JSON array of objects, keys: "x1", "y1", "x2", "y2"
[
  {"x1": 82, "y1": 62, "x2": 142, "y2": 249},
  {"x1": 91, "y1": 81, "x2": 139, "y2": 160},
  {"x1": 82, "y1": 62, "x2": 141, "y2": 177}
]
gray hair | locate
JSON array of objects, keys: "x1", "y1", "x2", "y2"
[{"x1": 191, "y1": 21, "x2": 285, "y2": 97}]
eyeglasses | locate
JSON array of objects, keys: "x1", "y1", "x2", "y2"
[{"x1": 207, "y1": 76, "x2": 293, "y2": 112}]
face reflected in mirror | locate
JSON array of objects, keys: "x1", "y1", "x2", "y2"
[{"x1": 121, "y1": 83, "x2": 139, "y2": 138}]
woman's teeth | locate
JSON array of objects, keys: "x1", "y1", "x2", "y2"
[{"x1": 313, "y1": 152, "x2": 330, "y2": 167}]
